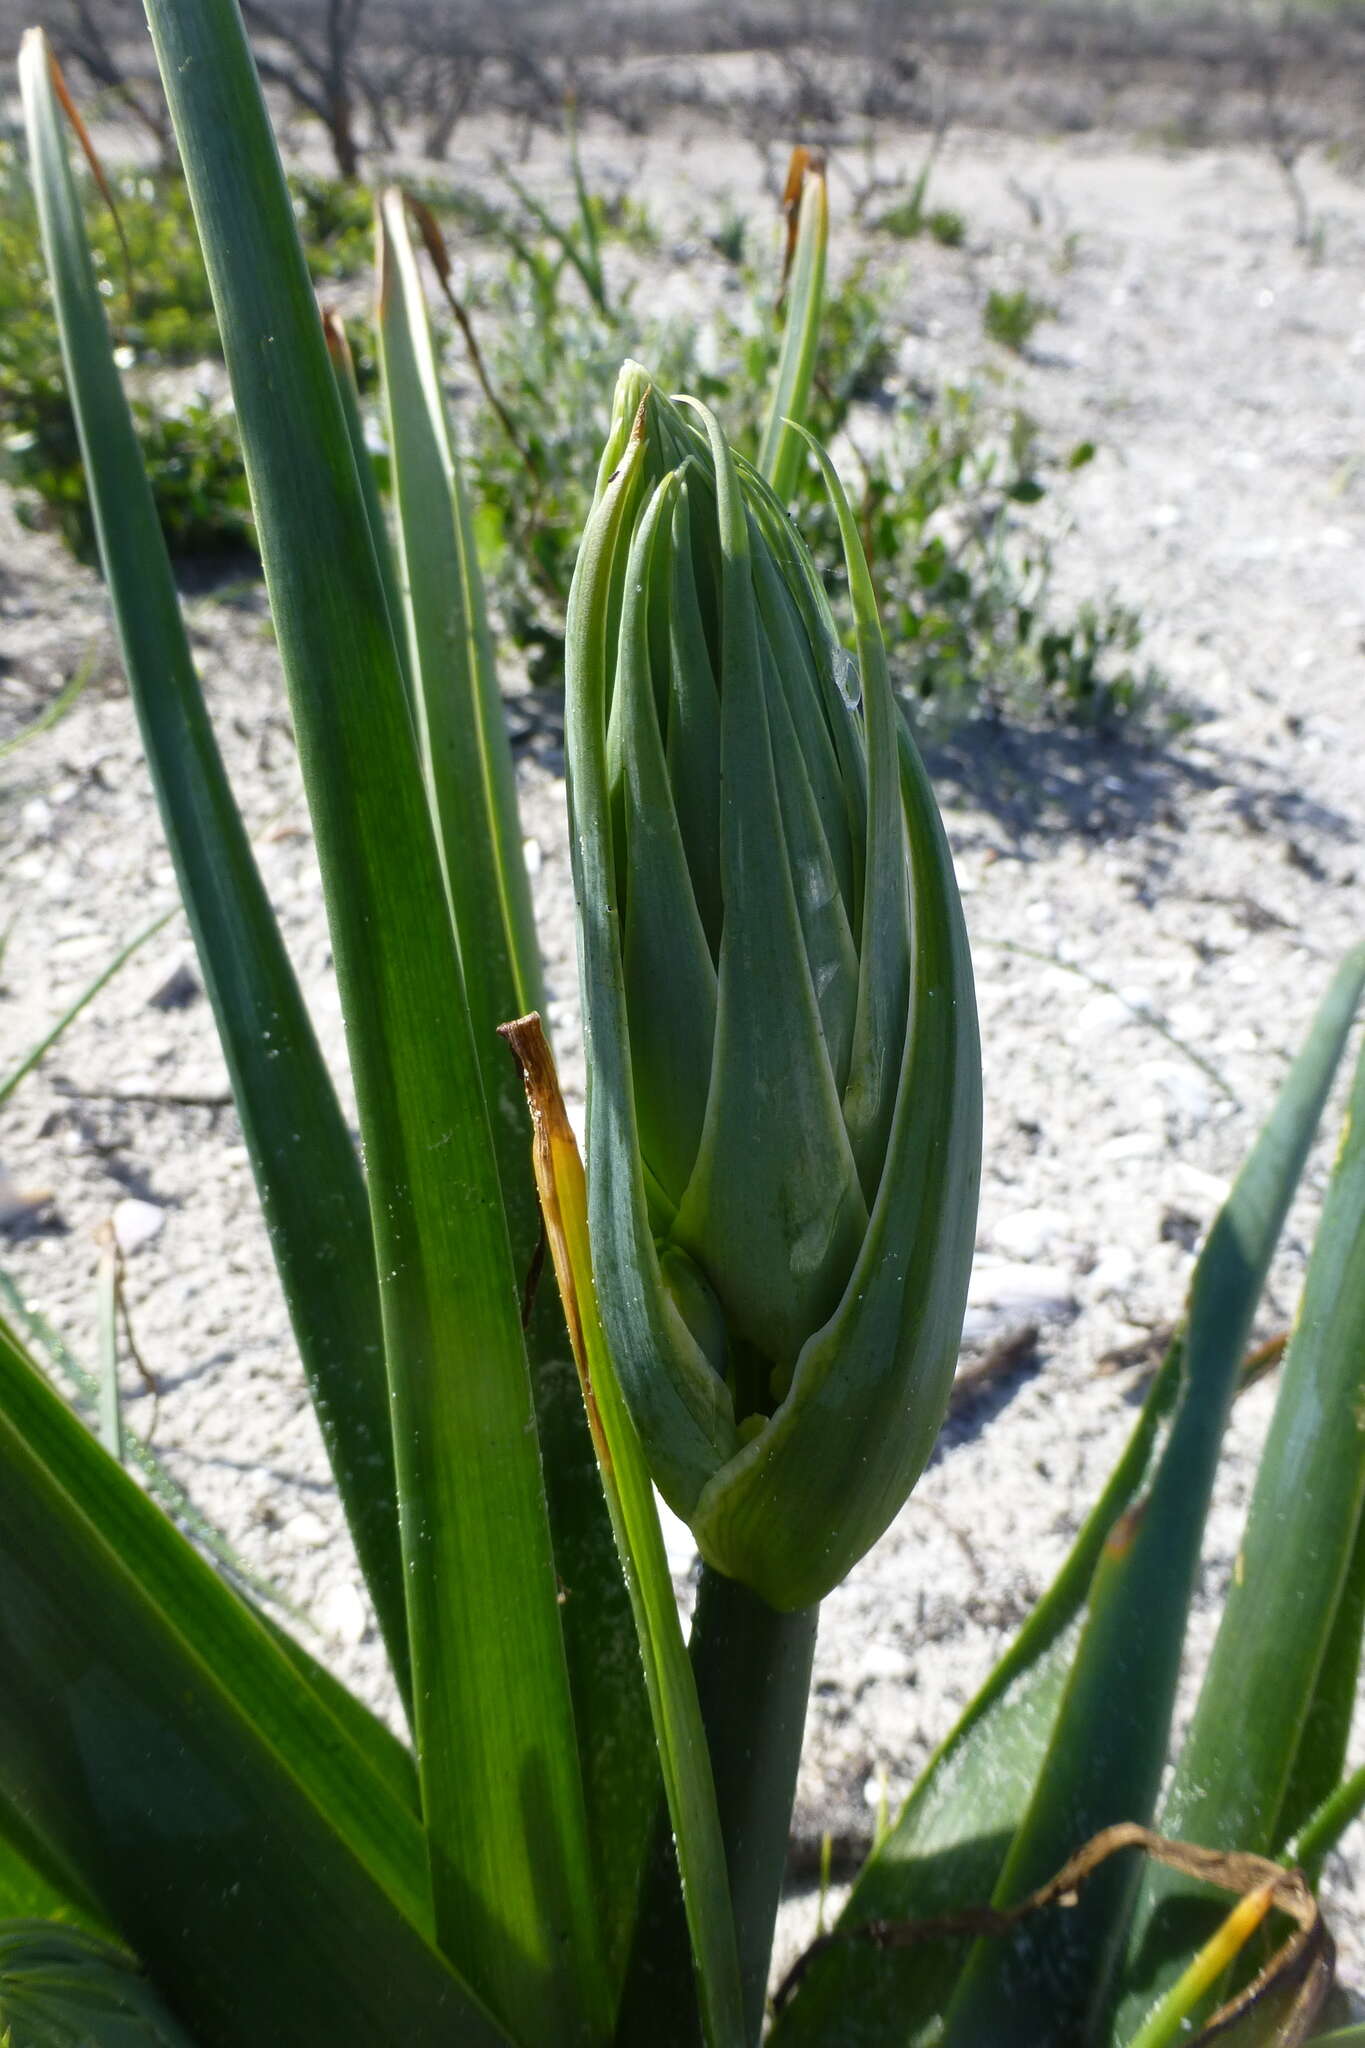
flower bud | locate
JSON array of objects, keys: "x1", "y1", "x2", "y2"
[{"x1": 565, "y1": 364, "x2": 981, "y2": 1609}]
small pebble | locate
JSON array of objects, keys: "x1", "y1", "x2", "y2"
[
  {"x1": 1096, "y1": 1131, "x2": 1161, "y2": 1162},
  {"x1": 968, "y1": 1261, "x2": 1076, "y2": 1321},
  {"x1": 1088, "y1": 1245, "x2": 1138, "y2": 1298},
  {"x1": 146, "y1": 959, "x2": 201, "y2": 1011},
  {"x1": 1165, "y1": 1162, "x2": 1230, "y2": 1211},
  {"x1": 858, "y1": 1644, "x2": 912, "y2": 1687},
  {"x1": 112, "y1": 1198, "x2": 165, "y2": 1254},
  {"x1": 0, "y1": 1168, "x2": 53, "y2": 1229},
  {"x1": 316, "y1": 1580, "x2": 369, "y2": 1646},
  {"x1": 991, "y1": 1207, "x2": 1072, "y2": 1261}
]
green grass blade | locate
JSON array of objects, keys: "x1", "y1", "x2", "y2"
[
  {"x1": 757, "y1": 151, "x2": 828, "y2": 505},
  {"x1": 133, "y1": 7, "x2": 605, "y2": 2032},
  {"x1": 936, "y1": 945, "x2": 1365, "y2": 2048},
  {"x1": 93, "y1": 1231, "x2": 123, "y2": 1463},
  {"x1": 566, "y1": 104, "x2": 606, "y2": 310},
  {"x1": 1112, "y1": 989, "x2": 1365, "y2": 2039},
  {"x1": 0, "y1": 1271, "x2": 304, "y2": 1624},
  {"x1": 18, "y1": 33, "x2": 409, "y2": 1707},
  {"x1": 0, "y1": 645, "x2": 94, "y2": 761},
  {"x1": 0, "y1": 907, "x2": 175, "y2": 1112},
  {"x1": 500, "y1": 152, "x2": 608, "y2": 315},
  {"x1": 0, "y1": 1318, "x2": 508, "y2": 2047}
]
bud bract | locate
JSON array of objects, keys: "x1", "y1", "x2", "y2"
[{"x1": 565, "y1": 365, "x2": 981, "y2": 1609}]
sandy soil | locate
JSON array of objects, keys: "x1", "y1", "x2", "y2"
[{"x1": 2, "y1": 107, "x2": 1364, "y2": 2018}]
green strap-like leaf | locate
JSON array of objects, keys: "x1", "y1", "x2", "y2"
[
  {"x1": 1291, "y1": 1760, "x2": 1365, "y2": 1876},
  {"x1": 663, "y1": 484, "x2": 724, "y2": 956},
  {"x1": 777, "y1": 950, "x2": 1365, "y2": 2046},
  {"x1": 567, "y1": 411, "x2": 737, "y2": 1511},
  {"x1": 0, "y1": 1318, "x2": 505, "y2": 2047},
  {"x1": 500, "y1": 1019, "x2": 745, "y2": 2048},
  {"x1": 615, "y1": 470, "x2": 718, "y2": 1211},
  {"x1": 376, "y1": 187, "x2": 660, "y2": 2003},
  {"x1": 258, "y1": 1613, "x2": 419, "y2": 1816},
  {"x1": 671, "y1": 402, "x2": 868, "y2": 1384},
  {"x1": 757, "y1": 152, "x2": 829, "y2": 505},
  {"x1": 323, "y1": 306, "x2": 412, "y2": 710},
  {"x1": 768, "y1": 1342, "x2": 1186, "y2": 2048},
  {"x1": 1111, "y1": 968, "x2": 1365, "y2": 2043},
  {"x1": 938, "y1": 946, "x2": 1365, "y2": 2048},
  {"x1": 755, "y1": 625, "x2": 859, "y2": 1102},
  {"x1": 500, "y1": 149, "x2": 608, "y2": 317},
  {"x1": 18, "y1": 32, "x2": 409, "y2": 1707},
  {"x1": 692, "y1": 469, "x2": 978, "y2": 1611},
  {"x1": 1189, "y1": 1017, "x2": 1365, "y2": 1850},
  {"x1": 376, "y1": 188, "x2": 543, "y2": 1041},
  {"x1": 566, "y1": 104, "x2": 608, "y2": 313},
  {"x1": 791, "y1": 433, "x2": 909, "y2": 1198},
  {"x1": 2, "y1": 1277, "x2": 416, "y2": 1825},
  {"x1": 749, "y1": 548, "x2": 857, "y2": 949},
  {"x1": 0, "y1": 1275, "x2": 305, "y2": 1628},
  {"x1": 131, "y1": 7, "x2": 605, "y2": 2033},
  {"x1": 93, "y1": 1229, "x2": 123, "y2": 1464},
  {"x1": 0, "y1": 1922, "x2": 204, "y2": 2048},
  {"x1": 0, "y1": 1799, "x2": 102, "y2": 1931},
  {"x1": 0, "y1": 1314, "x2": 427, "y2": 1917},
  {"x1": 1274, "y1": 1501, "x2": 1365, "y2": 1877}
]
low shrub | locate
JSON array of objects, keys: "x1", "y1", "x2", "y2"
[
  {"x1": 983, "y1": 282, "x2": 1056, "y2": 352},
  {"x1": 0, "y1": 141, "x2": 373, "y2": 557}
]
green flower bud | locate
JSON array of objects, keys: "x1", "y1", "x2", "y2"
[{"x1": 565, "y1": 364, "x2": 981, "y2": 1610}]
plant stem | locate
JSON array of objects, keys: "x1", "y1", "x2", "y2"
[
  {"x1": 613, "y1": 1567, "x2": 818, "y2": 2046},
  {"x1": 689, "y1": 1565, "x2": 819, "y2": 2042}
]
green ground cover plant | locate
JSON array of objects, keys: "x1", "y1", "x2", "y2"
[
  {"x1": 0, "y1": 139, "x2": 371, "y2": 556},
  {"x1": 2, "y1": 103, "x2": 1154, "y2": 728},
  {"x1": 459, "y1": 182, "x2": 1151, "y2": 723},
  {"x1": 873, "y1": 197, "x2": 968, "y2": 246},
  {"x1": 808, "y1": 397, "x2": 1159, "y2": 724},
  {"x1": 4, "y1": 15, "x2": 1365, "y2": 2046},
  {"x1": 984, "y1": 283, "x2": 1058, "y2": 353}
]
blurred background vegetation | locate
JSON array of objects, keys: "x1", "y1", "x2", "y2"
[{"x1": 9, "y1": 0, "x2": 1361, "y2": 727}]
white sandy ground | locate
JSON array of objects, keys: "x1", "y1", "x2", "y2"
[{"x1": 2, "y1": 108, "x2": 1364, "y2": 2019}]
